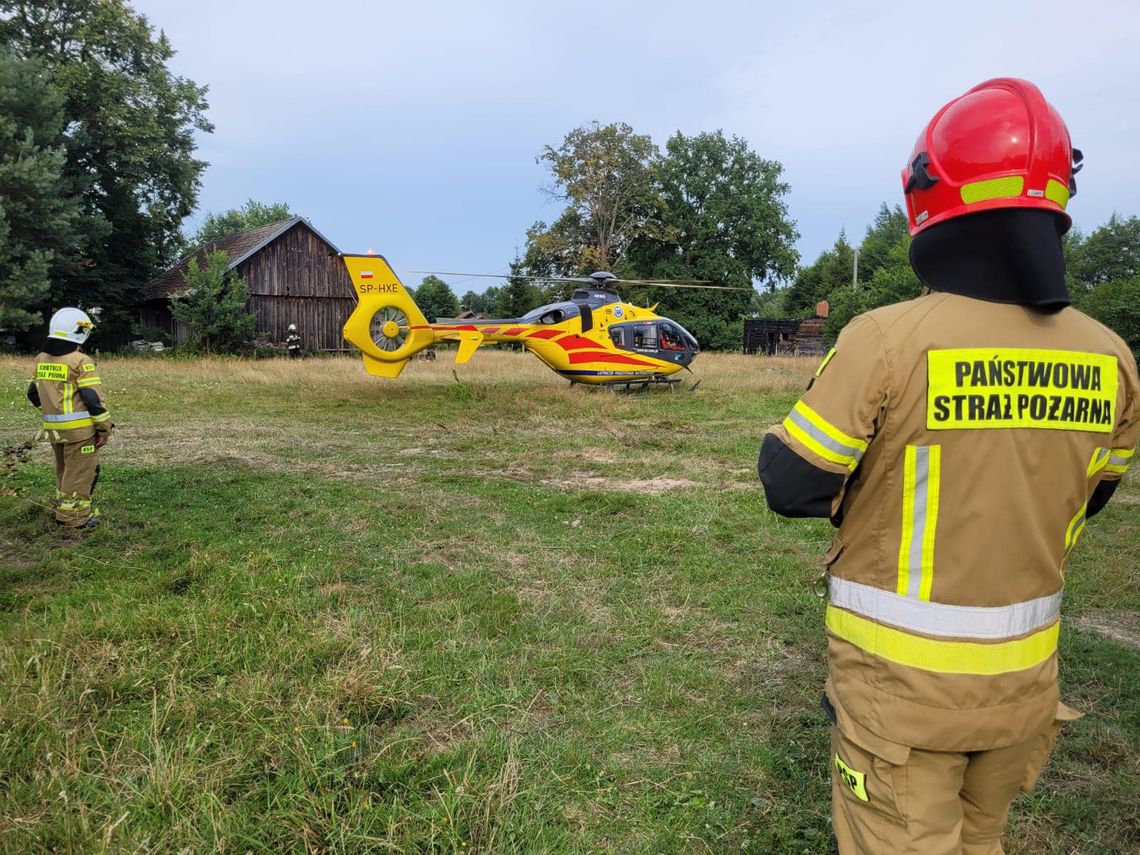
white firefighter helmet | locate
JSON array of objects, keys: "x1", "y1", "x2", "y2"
[
  {"x1": 48, "y1": 308, "x2": 95, "y2": 344},
  {"x1": 288, "y1": 324, "x2": 297, "y2": 332}
]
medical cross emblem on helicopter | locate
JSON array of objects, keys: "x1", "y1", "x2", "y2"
[{"x1": 340, "y1": 255, "x2": 749, "y2": 390}]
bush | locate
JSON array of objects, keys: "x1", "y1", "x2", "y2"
[{"x1": 170, "y1": 250, "x2": 257, "y2": 354}]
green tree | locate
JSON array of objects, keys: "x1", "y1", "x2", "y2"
[
  {"x1": 783, "y1": 231, "x2": 856, "y2": 317},
  {"x1": 526, "y1": 121, "x2": 663, "y2": 274},
  {"x1": 857, "y1": 203, "x2": 910, "y2": 282},
  {"x1": 191, "y1": 200, "x2": 292, "y2": 247},
  {"x1": 460, "y1": 287, "x2": 501, "y2": 316},
  {"x1": 1076, "y1": 276, "x2": 1140, "y2": 359},
  {"x1": 624, "y1": 130, "x2": 799, "y2": 350},
  {"x1": 0, "y1": 49, "x2": 82, "y2": 335},
  {"x1": 169, "y1": 250, "x2": 255, "y2": 353},
  {"x1": 823, "y1": 239, "x2": 922, "y2": 341},
  {"x1": 413, "y1": 275, "x2": 460, "y2": 321},
  {"x1": 496, "y1": 255, "x2": 542, "y2": 318},
  {"x1": 1065, "y1": 214, "x2": 1140, "y2": 294},
  {"x1": 1, "y1": 0, "x2": 213, "y2": 339}
]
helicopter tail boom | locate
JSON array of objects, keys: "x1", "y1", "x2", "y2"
[{"x1": 342, "y1": 255, "x2": 434, "y2": 376}]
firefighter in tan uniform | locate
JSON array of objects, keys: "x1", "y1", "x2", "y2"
[
  {"x1": 26, "y1": 308, "x2": 113, "y2": 529},
  {"x1": 759, "y1": 78, "x2": 1138, "y2": 853}
]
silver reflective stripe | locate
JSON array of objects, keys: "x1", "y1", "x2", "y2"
[
  {"x1": 1108, "y1": 450, "x2": 1132, "y2": 467},
  {"x1": 829, "y1": 576, "x2": 1062, "y2": 640},
  {"x1": 44, "y1": 411, "x2": 91, "y2": 422},
  {"x1": 786, "y1": 407, "x2": 866, "y2": 465}
]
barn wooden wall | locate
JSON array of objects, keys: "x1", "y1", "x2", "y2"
[{"x1": 238, "y1": 224, "x2": 357, "y2": 350}]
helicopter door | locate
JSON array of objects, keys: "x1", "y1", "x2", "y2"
[
  {"x1": 631, "y1": 323, "x2": 658, "y2": 351},
  {"x1": 658, "y1": 323, "x2": 686, "y2": 352},
  {"x1": 607, "y1": 320, "x2": 695, "y2": 365}
]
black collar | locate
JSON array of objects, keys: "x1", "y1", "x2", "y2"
[{"x1": 909, "y1": 209, "x2": 1071, "y2": 311}]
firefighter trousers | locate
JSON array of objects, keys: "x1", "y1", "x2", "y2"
[
  {"x1": 52, "y1": 440, "x2": 100, "y2": 526},
  {"x1": 830, "y1": 716, "x2": 1068, "y2": 854}
]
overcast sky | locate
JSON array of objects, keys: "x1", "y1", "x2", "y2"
[{"x1": 136, "y1": 0, "x2": 1140, "y2": 291}]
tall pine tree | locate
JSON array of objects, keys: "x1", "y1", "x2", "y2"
[
  {"x1": 0, "y1": 48, "x2": 81, "y2": 338},
  {"x1": 1, "y1": 0, "x2": 213, "y2": 341}
]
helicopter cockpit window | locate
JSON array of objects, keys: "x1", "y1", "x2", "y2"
[
  {"x1": 521, "y1": 302, "x2": 575, "y2": 325},
  {"x1": 632, "y1": 323, "x2": 657, "y2": 350},
  {"x1": 609, "y1": 326, "x2": 624, "y2": 346},
  {"x1": 659, "y1": 323, "x2": 686, "y2": 351}
]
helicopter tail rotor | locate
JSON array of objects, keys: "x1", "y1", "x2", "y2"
[{"x1": 342, "y1": 255, "x2": 435, "y2": 377}]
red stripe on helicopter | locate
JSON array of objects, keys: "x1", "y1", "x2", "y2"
[
  {"x1": 480, "y1": 326, "x2": 501, "y2": 334},
  {"x1": 555, "y1": 335, "x2": 601, "y2": 351},
  {"x1": 527, "y1": 329, "x2": 561, "y2": 340},
  {"x1": 503, "y1": 327, "x2": 526, "y2": 336},
  {"x1": 567, "y1": 351, "x2": 658, "y2": 366}
]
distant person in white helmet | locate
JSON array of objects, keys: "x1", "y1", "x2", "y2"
[
  {"x1": 286, "y1": 323, "x2": 303, "y2": 359},
  {"x1": 26, "y1": 308, "x2": 113, "y2": 530}
]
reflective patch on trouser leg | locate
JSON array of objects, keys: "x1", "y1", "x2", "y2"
[
  {"x1": 57, "y1": 441, "x2": 99, "y2": 525},
  {"x1": 835, "y1": 753, "x2": 869, "y2": 801}
]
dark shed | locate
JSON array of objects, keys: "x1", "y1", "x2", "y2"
[{"x1": 140, "y1": 217, "x2": 355, "y2": 350}]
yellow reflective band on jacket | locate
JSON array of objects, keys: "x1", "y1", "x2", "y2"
[
  {"x1": 927, "y1": 348, "x2": 1118, "y2": 433},
  {"x1": 43, "y1": 410, "x2": 94, "y2": 430},
  {"x1": 896, "y1": 445, "x2": 941, "y2": 600},
  {"x1": 783, "y1": 400, "x2": 868, "y2": 471},
  {"x1": 37, "y1": 362, "x2": 69, "y2": 381},
  {"x1": 815, "y1": 348, "x2": 837, "y2": 377},
  {"x1": 43, "y1": 417, "x2": 95, "y2": 430},
  {"x1": 77, "y1": 376, "x2": 101, "y2": 388},
  {"x1": 825, "y1": 606, "x2": 1059, "y2": 676},
  {"x1": 91, "y1": 411, "x2": 111, "y2": 424},
  {"x1": 1064, "y1": 448, "x2": 1112, "y2": 560},
  {"x1": 1105, "y1": 447, "x2": 1134, "y2": 476}
]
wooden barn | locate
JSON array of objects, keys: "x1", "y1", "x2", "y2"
[
  {"x1": 140, "y1": 217, "x2": 356, "y2": 350},
  {"x1": 744, "y1": 300, "x2": 829, "y2": 356}
]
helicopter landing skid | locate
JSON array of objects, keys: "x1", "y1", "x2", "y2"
[{"x1": 606, "y1": 375, "x2": 692, "y2": 394}]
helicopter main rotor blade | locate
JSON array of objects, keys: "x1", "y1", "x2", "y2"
[
  {"x1": 410, "y1": 270, "x2": 749, "y2": 290},
  {"x1": 410, "y1": 270, "x2": 590, "y2": 283},
  {"x1": 620, "y1": 282, "x2": 754, "y2": 291}
]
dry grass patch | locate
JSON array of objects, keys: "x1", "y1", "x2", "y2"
[{"x1": 1072, "y1": 609, "x2": 1140, "y2": 650}]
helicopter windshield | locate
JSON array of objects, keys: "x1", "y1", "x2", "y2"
[{"x1": 607, "y1": 317, "x2": 699, "y2": 364}]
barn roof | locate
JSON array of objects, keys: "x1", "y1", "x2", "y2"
[{"x1": 142, "y1": 216, "x2": 342, "y2": 300}]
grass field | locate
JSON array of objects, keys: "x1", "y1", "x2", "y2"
[{"x1": 1, "y1": 350, "x2": 1137, "y2": 854}]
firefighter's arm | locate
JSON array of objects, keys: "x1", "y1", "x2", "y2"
[
  {"x1": 26, "y1": 382, "x2": 41, "y2": 408},
  {"x1": 1088, "y1": 349, "x2": 1139, "y2": 518},
  {"x1": 758, "y1": 314, "x2": 889, "y2": 518},
  {"x1": 76, "y1": 359, "x2": 113, "y2": 436}
]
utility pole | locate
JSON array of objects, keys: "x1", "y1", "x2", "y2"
[{"x1": 852, "y1": 248, "x2": 859, "y2": 290}]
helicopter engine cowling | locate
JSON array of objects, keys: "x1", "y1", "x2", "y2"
[{"x1": 342, "y1": 255, "x2": 435, "y2": 377}]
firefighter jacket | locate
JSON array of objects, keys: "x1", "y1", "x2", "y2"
[
  {"x1": 28, "y1": 349, "x2": 113, "y2": 444},
  {"x1": 760, "y1": 292, "x2": 1138, "y2": 752}
]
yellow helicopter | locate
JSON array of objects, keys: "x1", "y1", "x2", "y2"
[{"x1": 340, "y1": 254, "x2": 745, "y2": 388}]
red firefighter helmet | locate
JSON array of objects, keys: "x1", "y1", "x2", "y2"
[{"x1": 902, "y1": 78, "x2": 1082, "y2": 236}]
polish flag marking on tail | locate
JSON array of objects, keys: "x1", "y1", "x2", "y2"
[{"x1": 360, "y1": 271, "x2": 374, "y2": 279}]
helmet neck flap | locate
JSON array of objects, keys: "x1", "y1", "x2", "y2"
[{"x1": 909, "y1": 208, "x2": 1070, "y2": 310}]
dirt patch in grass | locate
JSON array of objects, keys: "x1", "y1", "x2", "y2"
[
  {"x1": 544, "y1": 471, "x2": 701, "y2": 494},
  {"x1": 1072, "y1": 610, "x2": 1140, "y2": 650}
]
